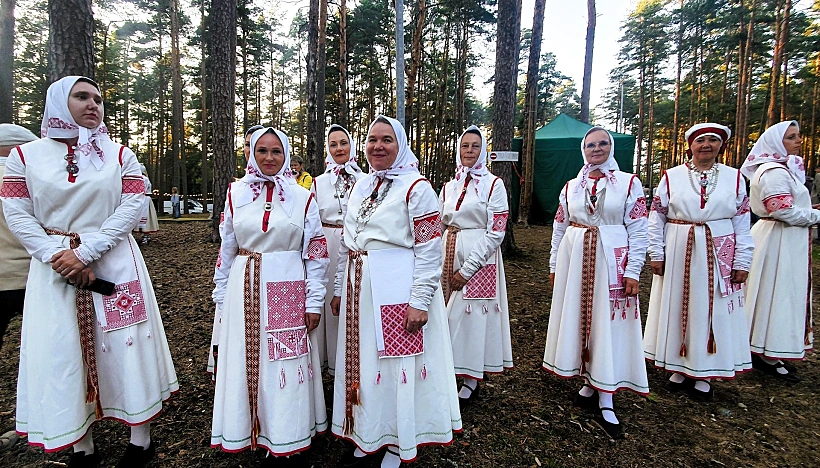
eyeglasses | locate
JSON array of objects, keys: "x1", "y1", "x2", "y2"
[{"x1": 584, "y1": 141, "x2": 611, "y2": 150}]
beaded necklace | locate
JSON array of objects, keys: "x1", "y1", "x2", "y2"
[
  {"x1": 353, "y1": 178, "x2": 393, "y2": 241},
  {"x1": 686, "y1": 160, "x2": 719, "y2": 209}
]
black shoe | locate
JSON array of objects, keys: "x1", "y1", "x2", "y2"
[
  {"x1": 68, "y1": 449, "x2": 101, "y2": 468},
  {"x1": 753, "y1": 355, "x2": 801, "y2": 382},
  {"x1": 458, "y1": 382, "x2": 481, "y2": 409},
  {"x1": 116, "y1": 441, "x2": 156, "y2": 468},
  {"x1": 593, "y1": 408, "x2": 624, "y2": 440},
  {"x1": 665, "y1": 376, "x2": 694, "y2": 393},
  {"x1": 686, "y1": 383, "x2": 714, "y2": 402},
  {"x1": 339, "y1": 447, "x2": 378, "y2": 468},
  {"x1": 572, "y1": 389, "x2": 599, "y2": 410}
]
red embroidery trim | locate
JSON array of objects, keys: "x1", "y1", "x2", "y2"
[
  {"x1": 0, "y1": 177, "x2": 30, "y2": 198},
  {"x1": 378, "y1": 303, "x2": 424, "y2": 357},
  {"x1": 15, "y1": 145, "x2": 24, "y2": 166},
  {"x1": 118, "y1": 146, "x2": 125, "y2": 166},
  {"x1": 306, "y1": 236, "x2": 329, "y2": 259},
  {"x1": 651, "y1": 196, "x2": 668, "y2": 215},
  {"x1": 121, "y1": 175, "x2": 145, "y2": 194},
  {"x1": 305, "y1": 192, "x2": 315, "y2": 216},
  {"x1": 736, "y1": 195, "x2": 750, "y2": 216},
  {"x1": 262, "y1": 182, "x2": 274, "y2": 232},
  {"x1": 554, "y1": 204, "x2": 566, "y2": 223},
  {"x1": 629, "y1": 197, "x2": 648, "y2": 219},
  {"x1": 413, "y1": 211, "x2": 442, "y2": 244},
  {"x1": 492, "y1": 211, "x2": 508, "y2": 232},
  {"x1": 762, "y1": 194, "x2": 794, "y2": 213}
]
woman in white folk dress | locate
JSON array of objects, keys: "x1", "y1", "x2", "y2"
[
  {"x1": 439, "y1": 125, "x2": 513, "y2": 407},
  {"x1": 645, "y1": 123, "x2": 754, "y2": 402},
  {"x1": 133, "y1": 164, "x2": 158, "y2": 245},
  {"x1": 330, "y1": 116, "x2": 461, "y2": 468},
  {"x1": 741, "y1": 121, "x2": 818, "y2": 383},
  {"x1": 210, "y1": 127, "x2": 329, "y2": 467},
  {"x1": 207, "y1": 124, "x2": 264, "y2": 378},
  {"x1": 311, "y1": 124, "x2": 364, "y2": 375},
  {"x1": 542, "y1": 126, "x2": 649, "y2": 440},
  {"x1": 1, "y1": 76, "x2": 178, "y2": 467}
]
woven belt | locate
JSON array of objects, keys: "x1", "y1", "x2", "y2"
[
  {"x1": 343, "y1": 249, "x2": 367, "y2": 435},
  {"x1": 238, "y1": 248, "x2": 263, "y2": 448},
  {"x1": 569, "y1": 222, "x2": 598, "y2": 372},
  {"x1": 44, "y1": 228, "x2": 102, "y2": 419},
  {"x1": 322, "y1": 222, "x2": 343, "y2": 229},
  {"x1": 442, "y1": 225, "x2": 461, "y2": 302},
  {"x1": 666, "y1": 218, "x2": 717, "y2": 357}
]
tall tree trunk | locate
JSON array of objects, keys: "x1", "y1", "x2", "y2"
[
  {"x1": 635, "y1": 56, "x2": 646, "y2": 178},
  {"x1": 518, "y1": 0, "x2": 546, "y2": 225},
  {"x1": 491, "y1": 0, "x2": 522, "y2": 254},
  {"x1": 766, "y1": 0, "x2": 789, "y2": 126},
  {"x1": 781, "y1": 56, "x2": 788, "y2": 122},
  {"x1": 170, "y1": 0, "x2": 184, "y2": 211},
  {"x1": 209, "y1": 0, "x2": 237, "y2": 242},
  {"x1": 48, "y1": 0, "x2": 95, "y2": 81},
  {"x1": 671, "y1": 0, "x2": 684, "y2": 167},
  {"x1": 0, "y1": 0, "x2": 17, "y2": 122},
  {"x1": 579, "y1": 0, "x2": 595, "y2": 123},
  {"x1": 405, "y1": 0, "x2": 426, "y2": 141},
  {"x1": 306, "y1": 0, "x2": 319, "y2": 167},
  {"x1": 313, "y1": 0, "x2": 328, "y2": 176},
  {"x1": 646, "y1": 69, "x2": 656, "y2": 188},
  {"x1": 339, "y1": 0, "x2": 348, "y2": 126},
  {"x1": 200, "y1": 0, "x2": 209, "y2": 212},
  {"x1": 455, "y1": 17, "x2": 468, "y2": 130}
]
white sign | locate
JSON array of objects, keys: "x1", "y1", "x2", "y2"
[{"x1": 488, "y1": 151, "x2": 519, "y2": 162}]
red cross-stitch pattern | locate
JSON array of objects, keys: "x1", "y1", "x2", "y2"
[
  {"x1": 713, "y1": 233, "x2": 742, "y2": 297},
  {"x1": 47, "y1": 117, "x2": 78, "y2": 130},
  {"x1": 651, "y1": 196, "x2": 668, "y2": 215},
  {"x1": 307, "y1": 236, "x2": 329, "y2": 259},
  {"x1": 215, "y1": 249, "x2": 222, "y2": 269},
  {"x1": 0, "y1": 178, "x2": 30, "y2": 198},
  {"x1": 413, "y1": 211, "x2": 442, "y2": 244},
  {"x1": 265, "y1": 280, "x2": 306, "y2": 331},
  {"x1": 763, "y1": 194, "x2": 794, "y2": 214},
  {"x1": 736, "y1": 195, "x2": 751, "y2": 216},
  {"x1": 492, "y1": 211, "x2": 508, "y2": 232},
  {"x1": 629, "y1": 197, "x2": 648, "y2": 219},
  {"x1": 101, "y1": 280, "x2": 147, "y2": 331},
  {"x1": 267, "y1": 327, "x2": 309, "y2": 360},
  {"x1": 554, "y1": 204, "x2": 566, "y2": 223},
  {"x1": 463, "y1": 264, "x2": 497, "y2": 299},
  {"x1": 121, "y1": 176, "x2": 146, "y2": 194},
  {"x1": 378, "y1": 303, "x2": 424, "y2": 358},
  {"x1": 609, "y1": 247, "x2": 629, "y2": 301}
]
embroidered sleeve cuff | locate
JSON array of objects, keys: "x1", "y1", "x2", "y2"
[
  {"x1": 72, "y1": 248, "x2": 90, "y2": 266},
  {"x1": 306, "y1": 307, "x2": 322, "y2": 315},
  {"x1": 623, "y1": 270, "x2": 641, "y2": 282}
]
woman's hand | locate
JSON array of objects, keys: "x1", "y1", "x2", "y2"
[
  {"x1": 650, "y1": 261, "x2": 665, "y2": 276},
  {"x1": 731, "y1": 269, "x2": 748, "y2": 284},
  {"x1": 304, "y1": 313, "x2": 321, "y2": 332},
  {"x1": 550, "y1": 273, "x2": 555, "y2": 288},
  {"x1": 330, "y1": 296, "x2": 341, "y2": 316},
  {"x1": 450, "y1": 272, "x2": 468, "y2": 291},
  {"x1": 403, "y1": 306, "x2": 428, "y2": 333},
  {"x1": 623, "y1": 277, "x2": 639, "y2": 296},
  {"x1": 51, "y1": 249, "x2": 87, "y2": 280},
  {"x1": 73, "y1": 267, "x2": 97, "y2": 289}
]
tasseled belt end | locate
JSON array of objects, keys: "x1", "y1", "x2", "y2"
[
  {"x1": 250, "y1": 416, "x2": 260, "y2": 449},
  {"x1": 342, "y1": 415, "x2": 354, "y2": 436},
  {"x1": 679, "y1": 342, "x2": 688, "y2": 358},
  {"x1": 350, "y1": 382, "x2": 361, "y2": 405},
  {"x1": 707, "y1": 330, "x2": 717, "y2": 354},
  {"x1": 581, "y1": 347, "x2": 590, "y2": 363}
]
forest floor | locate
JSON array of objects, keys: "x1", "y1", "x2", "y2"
[{"x1": 0, "y1": 223, "x2": 818, "y2": 467}]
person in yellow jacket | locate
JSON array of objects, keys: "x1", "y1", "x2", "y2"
[{"x1": 290, "y1": 155, "x2": 313, "y2": 189}]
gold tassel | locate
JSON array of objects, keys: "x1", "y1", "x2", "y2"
[
  {"x1": 679, "y1": 343, "x2": 687, "y2": 358},
  {"x1": 350, "y1": 382, "x2": 361, "y2": 405}
]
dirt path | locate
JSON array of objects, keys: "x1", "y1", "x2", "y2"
[{"x1": 0, "y1": 223, "x2": 817, "y2": 467}]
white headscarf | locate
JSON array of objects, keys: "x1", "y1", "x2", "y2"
[
  {"x1": 354, "y1": 115, "x2": 420, "y2": 197},
  {"x1": 324, "y1": 124, "x2": 363, "y2": 184},
  {"x1": 41, "y1": 76, "x2": 109, "y2": 171},
  {"x1": 684, "y1": 122, "x2": 731, "y2": 157},
  {"x1": 572, "y1": 126, "x2": 620, "y2": 200},
  {"x1": 238, "y1": 127, "x2": 298, "y2": 216},
  {"x1": 740, "y1": 120, "x2": 804, "y2": 184},
  {"x1": 450, "y1": 125, "x2": 491, "y2": 201},
  {"x1": 0, "y1": 124, "x2": 37, "y2": 147}
]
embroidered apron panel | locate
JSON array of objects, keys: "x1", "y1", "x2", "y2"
[
  {"x1": 608, "y1": 246, "x2": 629, "y2": 301},
  {"x1": 265, "y1": 280, "x2": 306, "y2": 331},
  {"x1": 377, "y1": 303, "x2": 424, "y2": 358},
  {"x1": 267, "y1": 328, "x2": 309, "y2": 360},
  {"x1": 101, "y1": 279, "x2": 148, "y2": 332},
  {"x1": 463, "y1": 264, "x2": 497, "y2": 299}
]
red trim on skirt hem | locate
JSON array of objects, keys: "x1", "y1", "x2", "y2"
[
  {"x1": 646, "y1": 358, "x2": 753, "y2": 380},
  {"x1": 331, "y1": 431, "x2": 455, "y2": 463},
  {"x1": 541, "y1": 364, "x2": 650, "y2": 396}
]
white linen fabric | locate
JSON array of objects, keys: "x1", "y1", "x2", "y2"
[
  {"x1": 745, "y1": 162, "x2": 818, "y2": 360},
  {"x1": 543, "y1": 171, "x2": 649, "y2": 393},
  {"x1": 1, "y1": 137, "x2": 178, "y2": 451},
  {"x1": 740, "y1": 121, "x2": 805, "y2": 184},
  {"x1": 645, "y1": 164, "x2": 754, "y2": 378}
]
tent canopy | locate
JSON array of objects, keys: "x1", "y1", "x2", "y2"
[{"x1": 509, "y1": 113, "x2": 636, "y2": 222}]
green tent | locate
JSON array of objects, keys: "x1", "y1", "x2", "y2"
[{"x1": 509, "y1": 113, "x2": 636, "y2": 223}]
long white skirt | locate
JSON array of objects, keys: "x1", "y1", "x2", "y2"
[
  {"x1": 542, "y1": 227, "x2": 648, "y2": 394},
  {"x1": 644, "y1": 224, "x2": 752, "y2": 378},
  {"x1": 746, "y1": 220, "x2": 813, "y2": 360},
  {"x1": 447, "y1": 250, "x2": 513, "y2": 380},
  {"x1": 16, "y1": 236, "x2": 178, "y2": 451},
  {"x1": 313, "y1": 225, "x2": 341, "y2": 375},
  {"x1": 210, "y1": 255, "x2": 327, "y2": 455},
  {"x1": 331, "y1": 254, "x2": 462, "y2": 462}
]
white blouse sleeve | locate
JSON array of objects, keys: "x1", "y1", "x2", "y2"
[
  {"x1": 622, "y1": 176, "x2": 649, "y2": 281},
  {"x1": 302, "y1": 194, "x2": 330, "y2": 314},
  {"x1": 73, "y1": 147, "x2": 145, "y2": 264},
  {"x1": 549, "y1": 183, "x2": 570, "y2": 273},
  {"x1": 758, "y1": 167, "x2": 820, "y2": 227},
  {"x1": 732, "y1": 171, "x2": 754, "y2": 272},
  {"x1": 212, "y1": 185, "x2": 238, "y2": 305},
  {"x1": 1, "y1": 147, "x2": 65, "y2": 263},
  {"x1": 407, "y1": 179, "x2": 444, "y2": 312},
  {"x1": 460, "y1": 178, "x2": 509, "y2": 279},
  {"x1": 648, "y1": 172, "x2": 670, "y2": 262}
]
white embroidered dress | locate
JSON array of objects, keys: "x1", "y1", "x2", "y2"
[
  {"x1": 135, "y1": 175, "x2": 158, "y2": 233},
  {"x1": 331, "y1": 173, "x2": 461, "y2": 462},
  {"x1": 1, "y1": 138, "x2": 178, "y2": 451},
  {"x1": 645, "y1": 164, "x2": 754, "y2": 378},
  {"x1": 543, "y1": 172, "x2": 650, "y2": 394},
  {"x1": 311, "y1": 170, "x2": 361, "y2": 374},
  {"x1": 746, "y1": 163, "x2": 817, "y2": 359},
  {"x1": 210, "y1": 181, "x2": 329, "y2": 455},
  {"x1": 439, "y1": 175, "x2": 513, "y2": 379}
]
